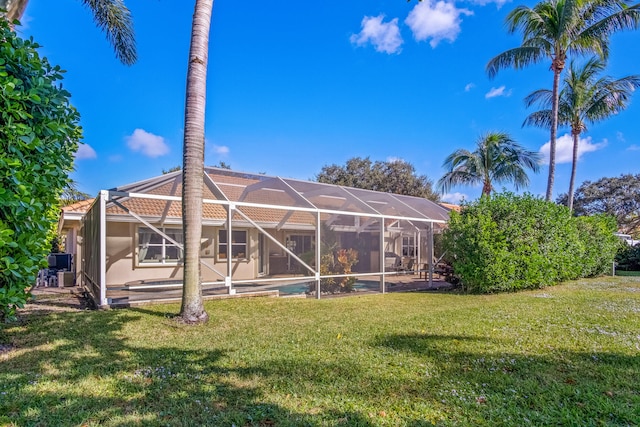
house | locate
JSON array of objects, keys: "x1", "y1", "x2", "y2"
[{"x1": 58, "y1": 167, "x2": 450, "y2": 307}]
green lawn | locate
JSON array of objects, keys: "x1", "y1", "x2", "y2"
[{"x1": 1, "y1": 277, "x2": 639, "y2": 426}]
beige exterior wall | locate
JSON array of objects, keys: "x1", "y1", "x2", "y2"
[{"x1": 104, "y1": 222, "x2": 263, "y2": 286}]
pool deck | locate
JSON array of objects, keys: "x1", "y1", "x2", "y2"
[{"x1": 31, "y1": 273, "x2": 454, "y2": 308}]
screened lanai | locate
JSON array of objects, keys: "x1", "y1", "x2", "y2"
[{"x1": 77, "y1": 167, "x2": 450, "y2": 307}]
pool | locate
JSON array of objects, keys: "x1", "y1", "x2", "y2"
[{"x1": 273, "y1": 280, "x2": 380, "y2": 295}]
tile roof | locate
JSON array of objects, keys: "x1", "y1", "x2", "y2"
[
  {"x1": 62, "y1": 198, "x2": 95, "y2": 213},
  {"x1": 67, "y1": 168, "x2": 450, "y2": 229}
]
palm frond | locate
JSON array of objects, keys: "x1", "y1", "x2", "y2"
[
  {"x1": 83, "y1": 0, "x2": 137, "y2": 65},
  {"x1": 523, "y1": 109, "x2": 555, "y2": 129},
  {"x1": 524, "y1": 88, "x2": 554, "y2": 108},
  {"x1": 486, "y1": 46, "x2": 545, "y2": 78}
]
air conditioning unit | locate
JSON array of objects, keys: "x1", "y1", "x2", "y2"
[{"x1": 57, "y1": 271, "x2": 75, "y2": 287}]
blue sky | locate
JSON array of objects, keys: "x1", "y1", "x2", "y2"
[{"x1": 18, "y1": 0, "x2": 640, "y2": 203}]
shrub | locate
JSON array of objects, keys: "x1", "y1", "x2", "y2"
[
  {"x1": 575, "y1": 214, "x2": 620, "y2": 276},
  {"x1": 615, "y1": 244, "x2": 640, "y2": 271},
  {"x1": 443, "y1": 193, "x2": 617, "y2": 293},
  {"x1": 0, "y1": 19, "x2": 82, "y2": 321}
]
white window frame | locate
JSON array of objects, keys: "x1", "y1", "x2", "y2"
[
  {"x1": 402, "y1": 236, "x2": 416, "y2": 258},
  {"x1": 218, "y1": 229, "x2": 249, "y2": 261},
  {"x1": 136, "y1": 226, "x2": 183, "y2": 266},
  {"x1": 286, "y1": 233, "x2": 315, "y2": 256}
]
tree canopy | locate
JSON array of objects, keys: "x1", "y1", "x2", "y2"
[
  {"x1": 315, "y1": 157, "x2": 438, "y2": 201},
  {"x1": 557, "y1": 174, "x2": 640, "y2": 236},
  {"x1": 0, "y1": 20, "x2": 82, "y2": 321}
]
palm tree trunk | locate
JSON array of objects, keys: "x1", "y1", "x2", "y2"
[
  {"x1": 567, "y1": 131, "x2": 580, "y2": 212},
  {"x1": 482, "y1": 180, "x2": 492, "y2": 197},
  {"x1": 180, "y1": 0, "x2": 214, "y2": 324},
  {"x1": 0, "y1": 0, "x2": 27, "y2": 21},
  {"x1": 545, "y1": 65, "x2": 562, "y2": 202},
  {"x1": 0, "y1": 0, "x2": 28, "y2": 25}
]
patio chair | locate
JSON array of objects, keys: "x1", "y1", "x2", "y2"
[
  {"x1": 397, "y1": 257, "x2": 415, "y2": 274},
  {"x1": 384, "y1": 253, "x2": 401, "y2": 272}
]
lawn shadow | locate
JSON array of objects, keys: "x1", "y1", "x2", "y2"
[
  {"x1": 0, "y1": 309, "x2": 339, "y2": 426},
  {"x1": 371, "y1": 332, "x2": 640, "y2": 425}
]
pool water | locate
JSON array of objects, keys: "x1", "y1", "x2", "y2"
[{"x1": 274, "y1": 281, "x2": 380, "y2": 295}]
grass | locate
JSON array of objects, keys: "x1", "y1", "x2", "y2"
[{"x1": 1, "y1": 277, "x2": 639, "y2": 426}]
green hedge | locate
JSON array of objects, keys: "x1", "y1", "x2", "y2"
[
  {"x1": 615, "y1": 244, "x2": 640, "y2": 271},
  {"x1": 443, "y1": 193, "x2": 619, "y2": 293},
  {"x1": 0, "y1": 19, "x2": 82, "y2": 321}
]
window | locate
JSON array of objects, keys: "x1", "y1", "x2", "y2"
[
  {"x1": 287, "y1": 234, "x2": 315, "y2": 255},
  {"x1": 138, "y1": 227, "x2": 183, "y2": 264},
  {"x1": 402, "y1": 236, "x2": 416, "y2": 257},
  {"x1": 218, "y1": 230, "x2": 248, "y2": 259}
]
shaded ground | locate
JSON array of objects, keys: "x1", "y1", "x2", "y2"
[
  {"x1": 24, "y1": 276, "x2": 457, "y2": 311},
  {"x1": 23, "y1": 286, "x2": 92, "y2": 314}
]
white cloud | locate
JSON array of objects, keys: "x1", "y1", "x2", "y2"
[
  {"x1": 405, "y1": 0, "x2": 473, "y2": 48},
  {"x1": 125, "y1": 129, "x2": 169, "y2": 158},
  {"x1": 467, "y1": 0, "x2": 512, "y2": 8},
  {"x1": 350, "y1": 15, "x2": 403, "y2": 54},
  {"x1": 538, "y1": 134, "x2": 607, "y2": 164},
  {"x1": 627, "y1": 144, "x2": 640, "y2": 151},
  {"x1": 465, "y1": 83, "x2": 475, "y2": 92},
  {"x1": 485, "y1": 86, "x2": 512, "y2": 99},
  {"x1": 213, "y1": 145, "x2": 230, "y2": 155},
  {"x1": 441, "y1": 192, "x2": 467, "y2": 204},
  {"x1": 76, "y1": 144, "x2": 97, "y2": 160},
  {"x1": 386, "y1": 156, "x2": 404, "y2": 163}
]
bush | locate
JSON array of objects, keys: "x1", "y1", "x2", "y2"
[
  {"x1": 0, "y1": 19, "x2": 82, "y2": 321},
  {"x1": 443, "y1": 193, "x2": 618, "y2": 293},
  {"x1": 575, "y1": 215, "x2": 620, "y2": 276},
  {"x1": 615, "y1": 244, "x2": 640, "y2": 271}
]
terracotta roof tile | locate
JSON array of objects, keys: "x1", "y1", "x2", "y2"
[{"x1": 62, "y1": 198, "x2": 95, "y2": 213}]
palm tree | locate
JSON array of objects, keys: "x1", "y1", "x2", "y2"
[
  {"x1": 179, "y1": 0, "x2": 214, "y2": 324},
  {"x1": 437, "y1": 132, "x2": 541, "y2": 197},
  {"x1": 523, "y1": 57, "x2": 640, "y2": 211},
  {"x1": 0, "y1": 0, "x2": 136, "y2": 65},
  {"x1": 486, "y1": 0, "x2": 640, "y2": 201}
]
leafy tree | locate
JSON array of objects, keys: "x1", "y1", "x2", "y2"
[
  {"x1": 558, "y1": 174, "x2": 640, "y2": 236},
  {"x1": 162, "y1": 165, "x2": 181, "y2": 174},
  {"x1": 437, "y1": 132, "x2": 540, "y2": 197},
  {"x1": 213, "y1": 161, "x2": 231, "y2": 170},
  {"x1": 487, "y1": 0, "x2": 640, "y2": 201},
  {"x1": 316, "y1": 157, "x2": 438, "y2": 201},
  {"x1": 0, "y1": 20, "x2": 82, "y2": 321},
  {"x1": 180, "y1": 0, "x2": 213, "y2": 324},
  {"x1": 524, "y1": 57, "x2": 640, "y2": 211},
  {"x1": 0, "y1": 0, "x2": 137, "y2": 65}
]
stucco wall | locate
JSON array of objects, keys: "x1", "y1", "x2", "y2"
[{"x1": 105, "y1": 222, "x2": 260, "y2": 286}]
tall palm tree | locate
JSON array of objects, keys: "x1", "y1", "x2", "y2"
[
  {"x1": 179, "y1": 0, "x2": 214, "y2": 324},
  {"x1": 0, "y1": 0, "x2": 136, "y2": 65},
  {"x1": 523, "y1": 57, "x2": 640, "y2": 211},
  {"x1": 437, "y1": 132, "x2": 541, "y2": 197},
  {"x1": 486, "y1": 0, "x2": 640, "y2": 201}
]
